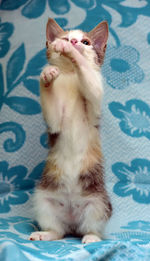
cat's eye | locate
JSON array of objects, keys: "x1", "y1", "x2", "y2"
[
  {"x1": 81, "y1": 39, "x2": 90, "y2": 45},
  {"x1": 62, "y1": 37, "x2": 69, "y2": 41}
]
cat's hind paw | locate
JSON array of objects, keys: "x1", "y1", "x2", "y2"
[
  {"x1": 29, "y1": 230, "x2": 62, "y2": 241},
  {"x1": 82, "y1": 234, "x2": 102, "y2": 244},
  {"x1": 40, "y1": 66, "x2": 60, "y2": 87}
]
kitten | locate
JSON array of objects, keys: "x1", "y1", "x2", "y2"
[{"x1": 29, "y1": 18, "x2": 112, "y2": 244}]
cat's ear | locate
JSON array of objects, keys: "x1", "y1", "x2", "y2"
[
  {"x1": 46, "y1": 18, "x2": 64, "y2": 43},
  {"x1": 88, "y1": 21, "x2": 109, "y2": 65}
]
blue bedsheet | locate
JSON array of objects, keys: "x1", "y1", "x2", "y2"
[{"x1": 0, "y1": 0, "x2": 150, "y2": 260}]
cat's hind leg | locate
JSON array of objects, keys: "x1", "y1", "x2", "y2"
[
  {"x1": 29, "y1": 189, "x2": 65, "y2": 241},
  {"x1": 78, "y1": 199, "x2": 107, "y2": 244}
]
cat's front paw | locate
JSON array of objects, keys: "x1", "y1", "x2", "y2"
[
  {"x1": 52, "y1": 39, "x2": 72, "y2": 55},
  {"x1": 40, "y1": 66, "x2": 60, "y2": 87}
]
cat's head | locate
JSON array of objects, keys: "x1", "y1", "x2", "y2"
[{"x1": 46, "y1": 18, "x2": 108, "y2": 67}]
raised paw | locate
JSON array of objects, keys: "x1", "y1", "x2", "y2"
[
  {"x1": 29, "y1": 230, "x2": 62, "y2": 241},
  {"x1": 40, "y1": 66, "x2": 60, "y2": 87},
  {"x1": 51, "y1": 39, "x2": 72, "y2": 55},
  {"x1": 82, "y1": 234, "x2": 102, "y2": 244}
]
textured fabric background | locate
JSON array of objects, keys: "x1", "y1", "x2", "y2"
[{"x1": 0, "y1": 0, "x2": 150, "y2": 260}]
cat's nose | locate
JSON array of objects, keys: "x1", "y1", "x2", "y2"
[{"x1": 71, "y1": 39, "x2": 78, "y2": 45}]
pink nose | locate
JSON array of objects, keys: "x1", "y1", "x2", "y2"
[{"x1": 71, "y1": 39, "x2": 78, "y2": 45}]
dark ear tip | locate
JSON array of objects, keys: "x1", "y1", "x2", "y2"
[
  {"x1": 101, "y1": 21, "x2": 109, "y2": 32},
  {"x1": 47, "y1": 18, "x2": 55, "y2": 25},
  {"x1": 102, "y1": 20, "x2": 108, "y2": 25}
]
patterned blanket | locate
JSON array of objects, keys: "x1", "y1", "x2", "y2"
[{"x1": 0, "y1": 0, "x2": 150, "y2": 260}]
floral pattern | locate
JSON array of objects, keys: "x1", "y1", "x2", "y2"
[
  {"x1": 84, "y1": 240, "x2": 150, "y2": 260},
  {"x1": 112, "y1": 159, "x2": 150, "y2": 204},
  {"x1": 111, "y1": 220, "x2": 150, "y2": 243},
  {"x1": 0, "y1": 122, "x2": 26, "y2": 152},
  {"x1": 0, "y1": 0, "x2": 150, "y2": 260},
  {"x1": 102, "y1": 46, "x2": 144, "y2": 89},
  {"x1": 0, "y1": 216, "x2": 150, "y2": 261},
  {"x1": 147, "y1": 32, "x2": 150, "y2": 44},
  {"x1": 109, "y1": 99, "x2": 150, "y2": 139},
  {"x1": 121, "y1": 220, "x2": 150, "y2": 232},
  {"x1": 0, "y1": 0, "x2": 150, "y2": 27},
  {"x1": 0, "y1": 44, "x2": 47, "y2": 152},
  {"x1": 0, "y1": 20, "x2": 13, "y2": 58},
  {"x1": 0, "y1": 161, "x2": 44, "y2": 213},
  {"x1": 0, "y1": 45, "x2": 46, "y2": 114},
  {"x1": 0, "y1": 161, "x2": 31, "y2": 213}
]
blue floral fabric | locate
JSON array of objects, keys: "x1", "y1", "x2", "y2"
[{"x1": 0, "y1": 0, "x2": 150, "y2": 260}]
